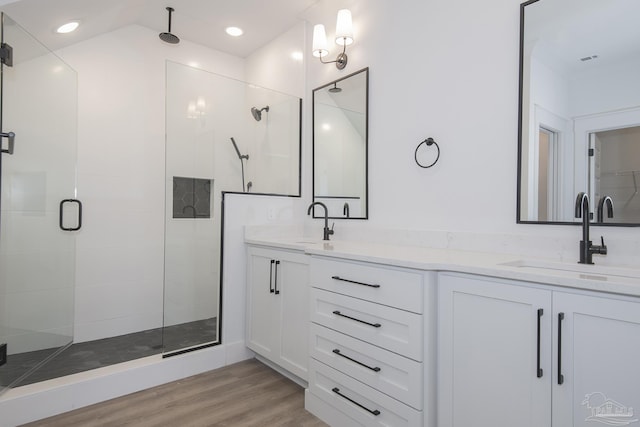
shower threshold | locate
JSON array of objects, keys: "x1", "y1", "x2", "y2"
[{"x1": 0, "y1": 317, "x2": 217, "y2": 388}]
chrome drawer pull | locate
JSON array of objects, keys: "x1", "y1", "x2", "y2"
[
  {"x1": 333, "y1": 349, "x2": 381, "y2": 372},
  {"x1": 332, "y1": 387, "x2": 381, "y2": 416},
  {"x1": 331, "y1": 276, "x2": 380, "y2": 288},
  {"x1": 332, "y1": 310, "x2": 381, "y2": 328}
]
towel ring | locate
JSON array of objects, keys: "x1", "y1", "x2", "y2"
[{"x1": 415, "y1": 137, "x2": 440, "y2": 168}]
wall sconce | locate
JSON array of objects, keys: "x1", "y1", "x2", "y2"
[{"x1": 312, "y1": 9, "x2": 353, "y2": 70}]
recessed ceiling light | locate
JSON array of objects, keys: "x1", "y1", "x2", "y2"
[
  {"x1": 225, "y1": 26, "x2": 243, "y2": 37},
  {"x1": 291, "y1": 51, "x2": 303, "y2": 61},
  {"x1": 56, "y1": 21, "x2": 79, "y2": 34}
]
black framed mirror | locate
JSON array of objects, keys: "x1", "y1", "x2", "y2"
[
  {"x1": 517, "y1": 0, "x2": 640, "y2": 225},
  {"x1": 312, "y1": 67, "x2": 369, "y2": 219}
]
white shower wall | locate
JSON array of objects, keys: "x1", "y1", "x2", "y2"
[{"x1": 55, "y1": 25, "x2": 246, "y2": 342}]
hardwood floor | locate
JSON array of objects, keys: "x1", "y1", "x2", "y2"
[{"x1": 21, "y1": 359, "x2": 328, "y2": 427}]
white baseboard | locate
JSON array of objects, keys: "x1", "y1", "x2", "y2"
[
  {"x1": 0, "y1": 344, "x2": 232, "y2": 427},
  {"x1": 224, "y1": 339, "x2": 254, "y2": 365}
]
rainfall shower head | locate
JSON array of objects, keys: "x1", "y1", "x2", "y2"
[
  {"x1": 250, "y1": 106, "x2": 269, "y2": 121},
  {"x1": 328, "y1": 83, "x2": 342, "y2": 93},
  {"x1": 159, "y1": 7, "x2": 180, "y2": 44}
]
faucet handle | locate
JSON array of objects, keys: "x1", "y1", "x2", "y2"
[
  {"x1": 329, "y1": 222, "x2": 335, "y2": 235},
  {"x1": 593, "y1": 236, "x2": 608, "y2": 255}
]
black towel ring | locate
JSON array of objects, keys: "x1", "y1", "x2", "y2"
[{"x1": 415, "y1": 137, "x2": 440, "y2": 168}]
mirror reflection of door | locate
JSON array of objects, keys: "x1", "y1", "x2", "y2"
[
  {"x1": 538, "y1": 128, "x2": 549, "y2": 221},
  {"x1": 591, "y1": 126, "x2": 640, "y2": 222}
]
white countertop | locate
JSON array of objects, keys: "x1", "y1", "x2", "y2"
[{"x1": 245, "y1": 236, "x2": 640, "y2": 298}]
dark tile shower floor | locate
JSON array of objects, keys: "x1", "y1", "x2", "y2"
[{"x1": 0, "y1": 317, "x2": 217, "y2": 388}]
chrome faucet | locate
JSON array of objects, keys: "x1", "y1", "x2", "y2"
[
  {"x1": 307, "y1": 202, "x2": 334, "y2": 241},
  {"x1": 574, "y1": 192, "x2": 608, "y2": 264}
]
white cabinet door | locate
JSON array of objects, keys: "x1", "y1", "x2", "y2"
[
  {"x1": 438, "y1": 273, "x2": 552, "y2": 427},
  {"x1": 278, "y1": 254, "x2": 310, "y2": 379},
  {"x1": 246, "y1": 246, "x2": 309, "y2": 381},
  {"x1": 553, "y1": 292, "x2": 640, "y2": 427},
  {"x1": 246, "y1": 249, "x2": 280, "y2": 359}
]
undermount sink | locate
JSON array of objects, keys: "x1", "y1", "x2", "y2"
[{"x1": 501, "y1": 259, "x2": 640, "y2": 280}]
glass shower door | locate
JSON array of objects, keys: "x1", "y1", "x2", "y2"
[{"x1": 0, "y1": 13, "x2": 78, "y2": 393}]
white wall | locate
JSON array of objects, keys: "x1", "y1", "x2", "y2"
[{"x1": 302, "y1": 0, "x2": 640, "y2": 265}]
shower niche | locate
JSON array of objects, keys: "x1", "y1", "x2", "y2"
[
  {"x1": 163, "y1": 62, "x2": 301, "y2": 355},
  {"x1": 172, "y1": 177, "x2": 213, "y2": 219}
]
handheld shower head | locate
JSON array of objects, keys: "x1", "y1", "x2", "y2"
[
  {"x1": 230, "y1": 137, "x2": 248, "y2": 160},
  {"x1": 159, "y1": 7, "x2": 180, "y2": 44},
  {"x1": 250, "y1": 106, "x2": 269, "y2": 121}
]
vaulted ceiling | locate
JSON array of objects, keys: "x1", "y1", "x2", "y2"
[{"x1": 0, "y1": 0, "x2": 319, "y2": 57}]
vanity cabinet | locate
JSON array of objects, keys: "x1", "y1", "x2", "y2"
[
  {"x1": 552, "y1": 292, "x2": 640, "y2": 426},
  {"x1": 305, "y1": 255, "x2": 435, "y2": 427},
  {"x1": 438, "y1": 272, "x2": 640, "y2": 427},
  {"x1": 246, "y1": 245, "x2": 309, "y2": 381}
]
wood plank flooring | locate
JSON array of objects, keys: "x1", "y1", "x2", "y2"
[{"x1": 21, "y1": 359, "x2": 328, "y2": 427}]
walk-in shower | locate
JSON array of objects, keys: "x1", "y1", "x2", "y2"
[{"x1": 0, "y1": 17, "x2": 301, "y2": 399}]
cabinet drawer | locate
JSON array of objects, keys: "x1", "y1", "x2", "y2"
[
  {"x1": 310, "y1": 323, "x2": 423, "y2": 410},
  {"x1": 311, "y1": 288, "x2": 423, "y2": 361},
  {"x1": 308, "y1": 359, "x2": 422, "y2": 427},
  {"x1": 310, "y1": 257, "x2": 423, "y2": 313}
]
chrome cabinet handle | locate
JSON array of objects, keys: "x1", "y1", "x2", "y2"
[
  {"x1": 332, "y1": 310, "x2": 381, "y2": 328},
  {"x1": 333, "y1": 349, "x2": 381, "y2": 372},
  {"x1": 331, "y1": 276, "x2": 380, "y2": 288},
  {"x1": 332, "y1": 387, "x2": 380, "y2": 416}
]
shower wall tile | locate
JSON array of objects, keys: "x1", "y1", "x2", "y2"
[{"x1": 74, "y1": 280, "x2": 162, "y2": 343}]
